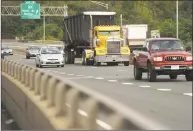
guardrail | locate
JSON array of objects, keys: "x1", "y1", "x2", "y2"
[{"x1": 1, "y1": 59, "x2": 169, "y2": 130}]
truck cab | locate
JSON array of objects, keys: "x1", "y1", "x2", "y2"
[{"x1": 133, "y1": 38, "x2": 193, "y2": 82}]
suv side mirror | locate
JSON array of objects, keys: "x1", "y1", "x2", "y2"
[{"x1": 185, "y1": 46, "x2": 191, "y2": 52}]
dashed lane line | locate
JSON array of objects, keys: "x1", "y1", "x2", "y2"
[
  {"x1": 122, "y1": 83, "x2": 134, "y2": 85},
  {"x1": 76, "y1": 75, "x2": 84, "y2": 77},
  {"x1": 183, "y1": 93, "x2": 192, "y2": 96},
  {"x1": 107, "y1": 80, "x2": 117, "y2": 82},
  {"x1": 157, "y1": 89, "x2": 172, "y2": 91},
  {"x1": 67, "y1": 74, "x2": 74, "y2": 76},
  {"x1": 139, "y1": 85, "x2": 151, "y2": 88},
  {"x1": 95, "y1": 77, "x2": 104, "y2": 80}
]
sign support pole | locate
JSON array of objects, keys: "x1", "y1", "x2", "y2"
[{"x1": 43, "y1": 15, "x2": 45, "y2": 41}]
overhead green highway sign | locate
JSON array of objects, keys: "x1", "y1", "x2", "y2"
[{"x1": 20, "y1": 1, "x2": 40, "y2": 19}]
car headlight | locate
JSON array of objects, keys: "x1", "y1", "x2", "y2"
[
  {"x1": 153, "y1": 57, "x2": 163, "y2": 61},
  {"x1": 186, "y1": 56, "x2": 192, "y2": 61}
]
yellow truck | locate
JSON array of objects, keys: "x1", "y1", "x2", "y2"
[{"x1": 63, "y1": 11, "x2": 130, "y2": 66}]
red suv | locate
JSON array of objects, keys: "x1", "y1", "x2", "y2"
[{"x1": 133, "y1": 38, "x2": 192, "y2": 82}]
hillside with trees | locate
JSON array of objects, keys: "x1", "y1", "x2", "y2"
[{"x1": 2, "y1": 1, "x2": 192, "y2": 45}]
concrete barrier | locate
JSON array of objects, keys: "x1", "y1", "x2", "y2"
[{"x1": 1, "y1": 59, "x2": 169, "y2": 130}]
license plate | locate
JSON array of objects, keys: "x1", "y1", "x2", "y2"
[
  {"x1": 171, "y1": 65, "x2": 179, "y2": 70},
  {"x1": 112, "y1": 55, "x2": 116, "y2": 58}
]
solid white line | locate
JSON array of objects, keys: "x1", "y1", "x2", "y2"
[
  {"x1": 107, "y1": 80, "x2": 117, "y2": 82},
  {"x1": 95, "y1": 77, "x2": 104, "y2": 80},
  {"x1": 122, "y1": 83, "x2": 133, "y2": 85},
  {"x1": 183, "y1": 93, "x2": 192, "y2": 96},
  {"x1": 139, "y1": 85, "x2": 151, "y2": 88},
  {"x1": 157, "y1": 89, "x2": 171, "y2": 91}
]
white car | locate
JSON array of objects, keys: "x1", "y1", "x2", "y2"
[
  {"x1": 2, "y1": 45, "x2": 13, "y2": 55},
  {"x1": 35, "y1": 47, "x2": 65, "y2": 68}
]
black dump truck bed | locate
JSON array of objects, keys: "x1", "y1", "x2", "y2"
[{"x1": 63, "y1": 11, "x2": 116, "y2": 48}]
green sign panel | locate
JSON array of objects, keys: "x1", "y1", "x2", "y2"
[{"x1": 21, "y1": 1, "x2": 40, "y2": 19}]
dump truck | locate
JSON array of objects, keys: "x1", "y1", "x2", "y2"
[{"x1": 63, "y1": 11, "x2": 130, "y2": 66}]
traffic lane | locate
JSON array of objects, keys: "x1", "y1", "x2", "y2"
[
  {"x1": 5, "y1": 55, "x2": 192, "y2": 95},
  {"x1": 4, "y1": 55, "x2": 192, "y2": 129},
  {"x1": 69, "y1": 78, "x2": 192, "y2": 130}
]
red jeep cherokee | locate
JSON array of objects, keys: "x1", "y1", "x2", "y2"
[{"x1": 133, "y1": 38, "x2": 193, "y2": 82}]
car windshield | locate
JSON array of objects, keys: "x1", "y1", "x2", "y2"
[
  {"x1": 98, "y1": 30, "x2": 120, "y2": 36},
  {"x1": 41, "y1": 48, "x2": 60, "y2": 54},
  {"x1": 50, "y1": 46, "x2": 63, "y2": 51},
  {"x1": 151, "y1": 40, "x2": 185, "y2": 51},
  {"x1": 29, "y1": 46, "x2": 39, "y2": 50}
]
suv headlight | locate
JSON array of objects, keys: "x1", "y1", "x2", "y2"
[
  {"x1": 186, "y1": 56, "x2": 192, "y2": 61},
  {"x1": 153, "y1": 57, "x2": 163, "y2": 61}
]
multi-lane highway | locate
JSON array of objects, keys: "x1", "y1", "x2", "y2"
[{"x1": 2, "y1": 40, "x2": 192, "y2": 130}]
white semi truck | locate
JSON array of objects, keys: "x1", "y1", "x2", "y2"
[{"x1": 122, "y1": 24, "x2": 148, "y2": 51}]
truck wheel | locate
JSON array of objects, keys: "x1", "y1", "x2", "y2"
[
  {"x1": 185, "y1": 71, "x2": 193, "y2": 81},
  {"x1": 147, "y1": 63, "x2": 157, "y2": 82},
  {"x1": 96, "y1": 62, "x2": 101, "y2": 66},
  {"x1": 133, "y1": 62, "x2": 142, "y2": 80},
  {"x1": 124, "y1": 61, "x2": 129, "y2": 66},
  {"x1": 169, "y1": 74, "x2": 178, "y2": 79}
]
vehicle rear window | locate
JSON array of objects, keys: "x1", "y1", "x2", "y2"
[{"x1": 41, "y1": 48, "x2": 60, "y2": 54}]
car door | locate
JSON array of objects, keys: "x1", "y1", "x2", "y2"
[{"x1": 138, "y1": 40, "x2": 150, "y2": 67}]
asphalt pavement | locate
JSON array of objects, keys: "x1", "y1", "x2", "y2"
[{"x1": 2, "y1": 40, "x2": 192, "y2": 130}]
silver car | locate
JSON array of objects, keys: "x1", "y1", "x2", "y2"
[
  {"x1": 35, "y1": 47, "x2": 65, "y2": 68},
  {"x1": 26, "y1": 45, "x2": 40, "y2": 59},
  {"x1": 2, "y1": 45, "x2": 13, "y2": 55}
]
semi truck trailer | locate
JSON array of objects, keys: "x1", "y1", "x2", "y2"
[{"x1": 63, "y1": 11, "x2": 130, "y2": 66}]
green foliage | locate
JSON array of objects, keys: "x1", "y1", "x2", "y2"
[{"x1": 1, "y1": 1, "x2": 192, "y2": 44}]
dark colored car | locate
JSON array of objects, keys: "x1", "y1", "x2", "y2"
[{"x1": 26, "y1": 45, "x2": 40, "y2": 59}]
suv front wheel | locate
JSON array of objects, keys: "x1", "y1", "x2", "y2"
[
  {"x1": 185, "y1": 71, "x2": 193, "y2": 81},
  {"x1": 147, "y1": 63, "x2": 157, "y2": 82},
  {"x1": 133, "y1": 62, "x2": 142, "y2": 80}
]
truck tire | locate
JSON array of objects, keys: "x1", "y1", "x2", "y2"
[
  {"x1": 185, "y1": 71, "x2": 193, "y2": 81},
  {"x1": 169, "y1": 74, "x2": 178, "y2": 79},
  {"x1": 147, "y1": 63, "x2": 157, "y2": 82},
  {"x1": 124, "y1": 61, "x2": 129, "y2": 66},
  {"x1": 133, "y1": 62, "x2": 142, "y2": 80}
]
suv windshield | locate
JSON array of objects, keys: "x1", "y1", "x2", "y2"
[
  {"x1": 41, "y1": 48, "x2": 60, "y2": 54},
  {"x1": 98, "y1": 30, "x2": 120, "y2": 36},
  {"x1": 151, "y1": 40, "x2": 184, "y2": 51}
]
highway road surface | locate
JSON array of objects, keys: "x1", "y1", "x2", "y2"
[{"x1": 2, "y1": 41, "x2": 192, "y2": 130}]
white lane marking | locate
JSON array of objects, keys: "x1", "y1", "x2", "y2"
[
  {"x1": 76, "y1": 75, "x2": 84, "y2": 77},
  {"x1": 183, "y1": 93, "x2": 192, "y2": 96},
  {"x1": 77, "y1": 109, "x2": 112, "y2": 130},
  {"x1": 107, "y1": 80, "x2": 117, "y2": 82},
  {"x1": 122, "y1": 83, "x2": 133, "y2": 85},
  {"x1": 157, "y1": 89, "x2": 171, "y2": 91},
  {"x1": 139, "y1": 85, "x2": 151, "y2": 88},
  {"x1": 67, "y1": 74, "x2": 74, "y2": 76},
  {"x1": 95, "y1": 77, "x2": 104, "y2": 80},
  {"x1": 78, "y1": 109, "x2": 88, "y2": 117},
  {"x1": 96, "y1": 120, "x2": 112, "y2": 130},
  {"x1": 60, "y1": 72, "x2": 66, "y2": 75},
  {"x1": 65, "y1": 103, "x2": 71, "y2": 107}
]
